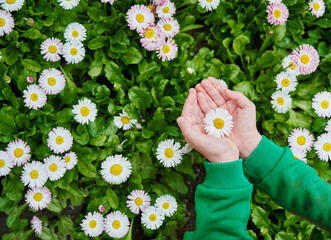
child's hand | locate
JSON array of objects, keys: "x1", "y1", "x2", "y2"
[
  {"x1": 195, "y1": 77, "x2": 262, "y2": 159},
  {"x1": 177, "y1": 88, "x2": 239, "y2": 163}
]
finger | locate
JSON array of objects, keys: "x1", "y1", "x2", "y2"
[
  {"x1": 197, "y1": 92, "x2": 212, "y2": 115},
  {"x1": 177, "y1": 117, "x2": 203, "y2": 148},
  {"x1": 182, "y1": 88, "x2": 197, "y2": 117},
  {"x1": 196, "y1": 83, "x2": 217, "y2": 109},
  {"x1": 223, "y1": 89, "x2": 252, "y2": 109},
  {"x1": 208, "y1": 78, "x2": 228, "y2": 98},
  {"x1": 201, "y1": 79, "x2": 226, "y2": 106}
]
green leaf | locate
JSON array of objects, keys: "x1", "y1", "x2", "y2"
[
  {"x1": 121, "y1": 47, "x2": 142, "y2": 65},
  {"x1": 106, "y1": 188, "x2": 119, "y2": 209},
  {"x1": 58, "y1": 216, "x2": 74, "y2": 235},
  {"x1": 0, "y1": 111, "x2": 18, "y2": 135},
  {"x1": 47, "y1": 198, "x2": 67, "y2": 213},
  {"x1": 20, "y1": 59, "x2": 41, "y2": 72},
  {"x1": 77, "y1": 157, "x2": 97, "y2": 178},
  {"x1": 251, "y1": 207, "x2": 278, "y2": 235},
  {"x1": 124, "y1": 218, "x2": 134, "y2": 240},
  {"x1": 3, "y1": 173, "x2": 25, "y2": 201},
  {"x1": 233, "y1": 35, "x2": 250, "y2": 56},
  {"x1": 128, "y1": 87, "x2": 152, "y2": 113},
  {"x1": 20, "y1": 28, "x2": 41, "y2": 39},
  {"x1": 163, "y1": 171, "x2": 188, "y2": 194},
  {"x1": 88, "y1": 36, "x2": 108, "y2": 50}
]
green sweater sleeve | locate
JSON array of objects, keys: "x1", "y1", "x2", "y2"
[
  {"x1": 243, "y1": 135, "x2": 331, "y2": 231},
  {"x1": 184, "y1": 159, "x2": 254, "y2": 240}
]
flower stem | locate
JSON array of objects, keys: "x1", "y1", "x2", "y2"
[{"x1": 292, "y1": 8, "x2": 309, "y2": 17}]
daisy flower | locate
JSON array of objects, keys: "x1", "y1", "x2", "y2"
[
  {"x1": 217, "y1": 79, "x2": 228, "y2": 88},
  {"x1": 21, "y1": 161, "x2": 48, "y2": 188},
  {"x1": 154, "y1": 0, "x2": 167, "y2": 6},
  {"x1": 40, "y1": 37, "x2": 63, "y2": 62},
  {"x1": 156, "y1": 1, "x2": 176, "y2": 19},
  {"x1": 155, "y1": 194, "x2": 177, "y2": 217},
  {"x1": 267, "y1": 0, "x2": 282, "y2": 3},
  {"x1": 63, "y1": 152, "x2": 78, "y2": 170},
  {"x1": 6, "y1": 139, "x2": 31, "y2": 166},
  {"x1": 157, "y1": 38, "x2": 178, "y2": 61},
  {"x1": 141, "y1": 206, "x2": 164, "y2": 230},
  {"x1": 157, "y1": 18, "x2": 180, "y2": 38},
  {"x1": 38, "y1": 68, "x2": 66, "y2": 95},
  {"x1": 31, "y1": 216, "x2": 43, "y2": 235},
  {"x1": 204, "y1": 108, "x2": 234, "y2": 138},
  {"x1": 64, "y1": 22, "x2": 87, "y2": 44},
  {"x1": 101, "y1": 0, "x2": 115, "y2": 4},
  {"x1": 291, "y1": 44, "x2": 319, "y2": 75},
  {"x1": 47, "y1": 127, "x2": 73, "y2": 154},
  {"x1": 309, "y1": 0, "x2": 325, "y2": 18},
  {"x1": 0, "y1": 10, "x2": 14, "y2": 36},
  {"x1": 325, "y1": 119, "x2": 331, "y2": 132},
  {"x1": 288, "y1": 128, "x2": 314, "y2": 152},
  {"x1": 271, "y1": 90, "x2": 292, "y2": 113},
  {"x1": 0, "y1": 151, "x2": 14, "y2": 177},
  {"x1": 44, "y1": 155, "x2": 66, "y2": 181},
  {"x1": 312, "y1": 91, "x2": 331, "y2": 118},
  {"x1": 274, "y1": 71, "x2": 297, "y2": 93},
  {"x1": 314, "y1": 133, "x2": 331, "y2": 162},
  {"x1": 100, "y1": 155, "x2": 132, "y2": 185},
  {"x1": 104, "y1": 211, "x2": 130, "y2": 239},
  {"x1": 72, "y1": 98, "x2": 97, "y2": 125},
  {"x1": 282, "y1": 55, "x2": 300, "y2": 76},
  {"x1": 81, "y1": 212, "x2": 104, "y2": 237},
  {"x1": 114, "y1": 110, "x2": 137, "y2": 130},
  {"x1": 198, "y1": 0, "x2": 220, "y2": 11},
  {"x1": 126, "y1": 190, "x2": 151, "y2": 214},
  {"x1": 140, "y1": 25, "x2": 163, "y2": 51},
  {"x1": 267, "y1": 3, "x2": 289, "y2": 25},
  {"x1": 0, "y1": 0, "x2": 24, "y2": 12},
  {"x1": 156, "y1": 139, "x2": 183, "y2": 167},
  {"x1": 25, "y1": 187, "x2": 52, "y2": 211},
  {"x1": 181, "y1": 143, "x2": 193, "y2": 154},
  {"x1": 126, "y1": 5, "x2": 155, "y2": 32},
  {"x1": 23, "y1": 84, "x2": 47, "y2": 110},
  {"x1": 62, "y1": 42, "x2": 85, "y2": 64},
  {"x1": 58, "y1": 0, "x2": 80, "y2": 9},
  {"x1": 291, "y1": 147, "x2": 307, "y2": 163}
]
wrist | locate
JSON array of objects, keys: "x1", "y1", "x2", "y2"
[
  {"x1": 240, "y1": 132, "x2": 262, "y2": 160},
  {"x1": 208, "y1": 150, "x2": 239, "y2": 163}
]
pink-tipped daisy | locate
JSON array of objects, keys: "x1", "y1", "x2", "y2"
[
  {"x1": 309, "y1": 0, "x2": 325, "y2": 18},
  {"x1": 126, "y1": 190, "x2": 151, "y2": 214},
  {"x1": 267, "y1": 3, "x2": 289, "y2": 25},
  {"x1": 156, "y1": 1, "x2": 176, "y2": 19},
  {"x1": 27, "y1": 76, "x2": 35, "y2": 83},
  {"x1": 6, "y1": 139, "x2": 31, "y2": 167},
  {"x1": 140, "y1": 25, "x2": 164, "y2": 51},
  {"x1": 21, "y1": 161, "x2": 48, "y2": 188},
  {"x1": 314, "y1": 133, "x2": 331, "y2": 162},
  {"x1": 31, "y1": 216, "x2": 43, "y2": 235},
  {"x1": 0, "y1": 10, "x2": 14, "y2": 36},
  {"x1": 40, "y1": 37, "x2": 63, "y2": 62},
  {"x1": 157, "y1": 18, "x2": 180, "y2": 38},
  {"x1": 291, "y1": 44, "x2": 319, "y2": 75},
  {"x1": 153, "y1": 0, "x2": 167, "y2": 6},
  {"x1": 157, "y1": 38, "x2": 178, "y2": 61},
  {"x1": 25, "y1": 187, "x2": 52, "y2": 211},
  {"x1": 291, "y1": 147, "x2": 307, "y2": 163},
  {"x1": 312, "y1": 91, "x2": 331, "y2": 118},
  {"x1": 288, "y1": 128, "x2": 314, "y2": 152},
  {"x1": 126, "y1": 5, "x2": 155, "y2": 32}
]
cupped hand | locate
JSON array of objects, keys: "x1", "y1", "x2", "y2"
[
  {"x1": 177, "y1": 88, "x2": 239, "y2": 163},
  {"x1": 195, "y1": 77, "x2": 262, "y2": 159}
]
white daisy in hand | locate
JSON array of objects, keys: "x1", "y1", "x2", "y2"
[
  {"x1": 309, "y1": 0, "x2": 325, "y2": 18},
  {"x1": 21, "y1": 161, "x2": 48, "y2": 188},
  {"x1": 0, "y1": 151, "x2": 14, "y2": 177},
  {"x1": 44, "y1": 155, "x2": 66, "y2": 181},
  {"x1": 47, "y1": 127, "x2": 73, "y2": 154},
  {"x1": 141, "y1": 206, "x2": 164, "y2": 230},
  {"x1": 104, "y1": 211, "x2": 130, "y2": 239},
  {"x1": 40, "y1": 37, "x2": 63, "y2": 62},
  {"x1": 274, "y1": 71, "x2": 297, "y2": 93},
  {"x1": 314, "y1": 133, "x2": 331, "y2": 162},
  {"x1": 58, "y1": 0, "x2": 80, "y2": 9},
  {"x1": 291, "y1": 44, "x2": 320, "y2": 75},
  {"x1": 6, "y1": 139, "x2": 31, "y2": 166},
  {"x1": 291, "y1": 147, "x2": 307, "y2": 163},
  {"x1": 157, "y1": 18, "x2": 180, "y2": 38},
  {"x1": 0, "y1": 10, "x2": 14, "y2": 36},
  {"x1": 181, "y1": 143, "x2": 193, "y2": 154},
  {"x1": 198, "y1": 0, "x2": 220, "y2": 11},
  {"x1": 282, "y1": 55, "x2": 300, "y2": 76},
  {"x1": 63, "y1": 152, "x2": 78, "y2": 170},
  {"x1": 100, "y1": 155, "x2": 132, "y2": 185},
  {"x1": 0, "y1": 0, "x2": 24, "y2": 12},
  {"x1": 23, "y1": 85, "x2": 47, "y2": 110},
  {"x1": 31, "y1": 216, "x2": 43, "y2": 235},
  {"x1": 156, "y1": 139, "x2": 183, "y2": 167},
  {"x1": 25, "y1": 187, "x2": 52, "y2": 211},
  {"x1": 288, "y1": 128, "x2": 314, "y2": 152},
  {"x1": 157, "y1": 38, "x2": 178, "y2": 61},
  {"x1": 126, "y1": 190, "x2": 151, "y2": 214},
  {"x1": 325, "y1": 119, "x2": 331, "y2": 133},
  {"x1": 204, "y1": 108, "x2": 234, "y2": 138},
  {"x1": 126, "y1": 5, "x2": 155, "y2": 32},
  {"x1": 81, "y1": 212, "x2": 104, "y2": 237},
  {"x1": 271, "y1": 90, "x2": 292, "y2": 113},
  {"x1": 62, "y1": 42, "x2": 85, "y2": 64},
  {"x1": 64, "y1": 22, "x2": 86, "y2": 44},
  {"x1": 72, "y1": 98, "x2": 97, "y2": 125},
  {"x1": 38, "y1": 68, "x2": 66, "y2": 95},
  {"x1": 114, "y1": 110, "x2": 137, "y2": 130},
  {"x1": 156, "y1": 1, "x2": 176, "y2": 19},
  {"x1": 155, "y1": 194, "x2": 177, "y2": 217},
  {"x1": 312, "y1": 91, "x2": 331, "y2": 118}
]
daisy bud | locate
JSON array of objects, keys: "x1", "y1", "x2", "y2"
[
  {"x1": 27, "y1": 76, "x2": 35, "y2": 83},
  {"x1": 269, "y1": 31, "x2": 273, "y2": 34},
  {"x1": 4, "y1": 75, "x2": 11, "y2": 83},
  {"x1": 186, "y1": 67, "x2": 194, "y2": 74},
  {"x1": 26, "y1": 18, "x2": 34, "y2": 26},
  {"x1": 99, "y1": 205, "x2": 105, "y2": 213}
]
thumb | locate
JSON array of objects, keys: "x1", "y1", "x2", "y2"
[{"x1": 177, "y1": 117, "x2": 203, "y2": 147}]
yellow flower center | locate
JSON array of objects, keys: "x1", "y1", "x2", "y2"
[
  {"x1": 30, "y1": 170, "x2": 39, "y2": 179},
  {"x1": 321, "y1": 100, "x2": 329, "y2": 109},
  {"x1": 214, "y1": 118, "x2": 224, "y2": 129},
  {"x1": 289, "y1": 62, "x2": 296, "y2": 70},
  {"x1": 72, "y1": 30, "x2": 79, "y2": 38},
  {"x1": 0, "y1": 160, "x2": 5, "y2": 168},
  {"x1": 33, "y1": 193, "x2": 42, "y2": 202},
  {"x1": 89, "y1": 220, "x2": 97, "y2": 229},
  {"x1": 136, "y1": 14, "x2": 145, "y2": 23},
  {"x1": 14, "y1": 148, "x2": 23, "y2": 158},
  {"x1": 135, "y1": 197, "x2": 143, "y2": 206},
  {"x1": 162, "y1": 45, "x2": 170, "y2": 54},
  {"x1": 301, "y1": 55, "x2": 310, "y2": 64},
  {"x1": 6, "y1": 0, "x2": 15, "y2": 4},
  {"x1": 65, "y1": 156, "x2": 71, "y2": 163},
  {"x1": 323, "y1": 143, "x2": 331, "y2": 152},
  {"x1": 164, "y1": 24, "x2": 172, "y2": 31},
  {"x1": 0, "y1": 18, "x2": 5, "y2": 27},
  {"x1": 70, "y1": 48, "x2": 78, "y2": 56},
  {"x1": 121, "y1": 116, "x2": 130, "y2": 124},
  {"x1": 281, "y1": 79, "x2": 290, "y2": 87},
  {"x1": 48, "y1": 45, "x2": 57, "y2": 53},
  {"x1": 163, "y1": 7, "x2": 170, "y2": 13},
  {"x1": 277, "y1": 97, "x2": 284, "y2": 105},
  {"x1": 313, "y1": 3, "x2": 320, "y2": 11},
  {"x1": 80, "y1": 107, "x2": 90, "y2": 117},
  {"x1": 49, "y1": 163, "x2": 58, "y2": 172},
  {"x1": 297, "y1": 136, "x2": 306, "y2": 145},
  {"x1": 30, "y1": 93, "x2": 39, "y2": 102},
  {"x1": 48, "y1": 77, "x2": 56, "y2": 86},
  {"x1": 293, "y1": 156, "x2": 299, "y2": 159},
  {"x1": 112, "y1": 220, "x2": 121, "y2": 229},
  {"x1": 207, "y1": 0, "x2": 213, "y2": 2},
  {"x1": 56, "y1": 136, "x2": 64, "y2": 145},
  {"x1": 274, "y1": 9, "x2": 281, "y2": 18},
  {"x1": 145, "y1": 28, "x2": 155, "y2": 39},
  {"x1": 149, "y1": 214, "x2": 157, "y2": 222},
  {"x1": 162, "y1": 202, "x2": 170, "y2": 209},
  {"x1": 110, "y1": 164, "x2": 122, "y2": 175},
  {"x1": 164, "y1": 148, "x2": 174, "y2": 158}
]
